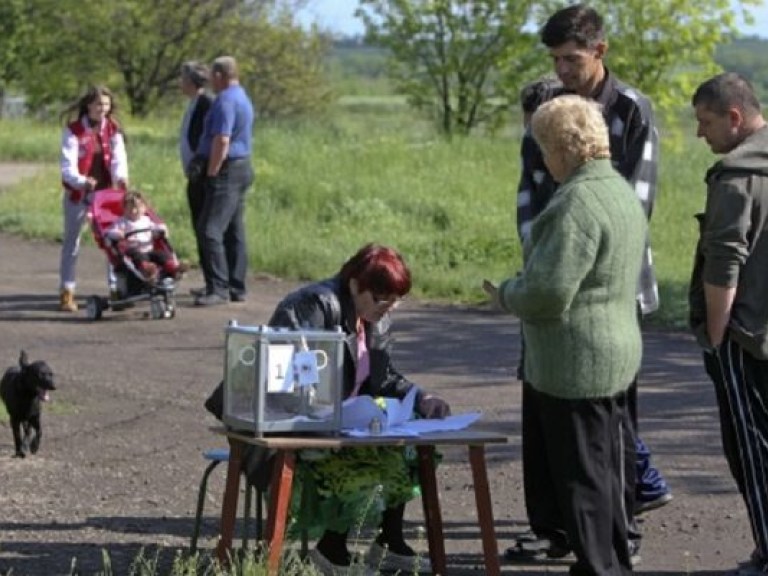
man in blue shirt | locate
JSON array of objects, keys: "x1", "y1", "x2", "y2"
[{"x1": 194, "y1": 55, "x2": 255, "y2": 306}]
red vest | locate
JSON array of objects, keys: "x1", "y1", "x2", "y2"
[{"x1": 62, "y1": 118, "x2": 120, "y2": 202}]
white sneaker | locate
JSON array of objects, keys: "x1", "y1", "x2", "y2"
[
  {"x1": 308, "y1": 548, "x2": 375, "y2": 576},
  {"x1": 366, "y1": 542, "x2": 432, "y2": 573}
]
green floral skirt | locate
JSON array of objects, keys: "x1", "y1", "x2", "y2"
[{"x1": 287, "y1": 446, "x2": 420, "y2": 538}]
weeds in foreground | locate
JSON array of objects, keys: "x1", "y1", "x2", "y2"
[{"x1": 65, "y1": 547, "x2": 323, "y2": 576}]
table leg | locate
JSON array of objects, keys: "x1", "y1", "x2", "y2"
[
  {"x1": 215, "y1": 438, "x2": 244, "y2": 565},
  {"x1": 469, "y1": 445, "x2": 501, "y2": 576},
  {"x1": 417, "y1": 445, "x2": 446, "y2": 575},
  {"x1": 265, "y1": 450, "x2": 296, "y2": 576}
]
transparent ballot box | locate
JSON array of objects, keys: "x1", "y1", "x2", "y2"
[{"x1": 222, "y1": 322, "x2": 345, "y2": 435}]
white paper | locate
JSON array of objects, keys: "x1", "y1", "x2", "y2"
[
  {"x1": 398, "y1": 411, "x2": 483, "y2": 434},
  {"x1": 341, "y1": 395, "x2": 384, "y2": 430},
  {"x1": 267, "y1": 344, "x2": 295, "y2": 393},
  {"x1": 386, "y1": 386, "x2": 417, "y2": 426},
  {"x1": 342, "y1": 412, "x2": 483, "y2": 437},
  {"x1": 341, "y1": 387, "x2": 482, "y2": 437},
  {"x1": 341, "y1": 386, "x2": 418, "y2": 431},
  {"x1": 293, "y1": 350, "x2": 320, "y2": 387}
]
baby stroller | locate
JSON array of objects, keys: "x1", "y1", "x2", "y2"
[{"x1": 85, "y1": 188, "x2": 180, "y2": 320}]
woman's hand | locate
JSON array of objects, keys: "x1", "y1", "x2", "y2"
[{"x1": 418, "y1": 395, "x2": 451, "y2": 419}]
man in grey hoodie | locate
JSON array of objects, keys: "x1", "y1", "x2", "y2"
[{"x1": 691, "y1": 72, "x2": 768, "y2": 576}]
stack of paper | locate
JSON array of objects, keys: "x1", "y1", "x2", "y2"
[{"x1": 341, "y1": 387, "x2": 482, "y2": 437}]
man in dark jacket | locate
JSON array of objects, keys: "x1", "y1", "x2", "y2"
[
  {"x1": 690, "y1": 72, "x2": 768, "y2": 576},
  {"x1": 179, "y1": 61, "x2": 213, "y2": 272}
]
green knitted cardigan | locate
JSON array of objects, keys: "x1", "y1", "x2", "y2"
[{"x1": 500, "y1": 158, "x2": 647, "y2": 399}]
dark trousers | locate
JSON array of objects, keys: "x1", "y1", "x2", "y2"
[
  {"x1": 197, "y1": 159, "x2": 253, "y2": 298},
  {"x1": 186, "y1": 176, "x2": 206, "y2": 266},
  {"x1": 523, "y1": 380, "x2": 640, "y2": 550},
  {"x1": 527, "y1": 385, "x2": 634, "y2": 576},
  {"x1": 704, "y1": 335, "x2": 768, "y2": 561}
]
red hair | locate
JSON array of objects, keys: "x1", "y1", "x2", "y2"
[{"x1": 339, "y1": 244, "x2": 412, "y2": 296}]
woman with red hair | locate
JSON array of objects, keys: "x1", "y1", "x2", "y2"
[
  {"x1": 268, "y1": 243, "x2": 450, "y2": 575},
  {"x1": 208, "y1": 243, "x2": 450, "y2": 574}
]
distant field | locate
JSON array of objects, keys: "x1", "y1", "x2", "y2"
[{"x1": 0, "y1": 101, "x2": 713, "y2": 327}]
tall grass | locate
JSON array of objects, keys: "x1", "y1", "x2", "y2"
[
  {"x1": 0, "y1": 103, "x2": 715, "y2": 326},
  {"x1": 62, "y1": 547, "x2": 323, "y2": 576}
]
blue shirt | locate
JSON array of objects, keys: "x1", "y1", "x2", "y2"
[{"x1": 197, "y1": 84, "x2": 254, "y2": 159}]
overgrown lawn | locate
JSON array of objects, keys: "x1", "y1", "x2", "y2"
[{"x1": 0, "y1": 104, "x2": 714, "y2": 327}]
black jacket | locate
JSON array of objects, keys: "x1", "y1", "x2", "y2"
[
  {"x1": 187, "y1": 93, "x2": 213, "y2": 154},
  {"x1": 269, "y1": 276, "x2": 420, "y2": 402}
]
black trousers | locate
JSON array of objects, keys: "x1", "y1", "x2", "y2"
[
  {"x1": 186, "y1": 176, "x2": 206, "y2": 266},
  {"x1": 703, "y1": 335, "x2": 768, "y2": 561},
  {"x1": 524, "y1": 385, "x2": 634, "y2": 576}
]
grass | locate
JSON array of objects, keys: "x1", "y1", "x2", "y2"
[
  {"x1": 0, "y1": 102, "x2": 715, "y2": 327},
  {"x1": 61, "y1": 547, "x2": 326, "y2": 576}
]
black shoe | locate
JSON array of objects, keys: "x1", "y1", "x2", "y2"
[
  {"x1": 230, "y1": 292, "x2": 246, "y2": 303},
  {"x1": 504, "y1": 532, "x2": 571, "y2": 562},
  {"x1": 635, "y1": 491, "x2": 673, "y2": 515},
  {"x1": 194, "y1": 293, "x2": 228, "y2": 307}
]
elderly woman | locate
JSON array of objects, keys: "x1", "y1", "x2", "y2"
[{"x1": 491, "y1": 95, "x2": 647, "y2": 576}]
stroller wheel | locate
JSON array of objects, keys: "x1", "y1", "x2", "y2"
[
  {"x1": 86, "y1": 295, "x2": 104, "y2": 321},
  {"x1": 149, "y1": 298, "x2": 166, "y2": 320}
]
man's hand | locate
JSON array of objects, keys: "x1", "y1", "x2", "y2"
[{"x1": 418, "y1": 395, "x2": 451, "y2": 419}]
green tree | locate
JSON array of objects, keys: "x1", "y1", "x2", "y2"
[
  {"x1": 16, "y1": 0, "x2": 242, "y2": 116},
  {"x1": 0, "y1": 0, "x2": 33, "y2": 115},
  {"x1": 222, "y1": 13, "x2": 334, "y2": 119},
  {"x1": 357, "y1": 0, "x2": 541, "y2": 135},
  {"x1": 14, "y1": 0, "x2": 331, "y2": 119}
]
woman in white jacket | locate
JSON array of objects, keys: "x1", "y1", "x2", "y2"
[{"x1": 59, "y1": 85, "x2": 128, "y2": 312}]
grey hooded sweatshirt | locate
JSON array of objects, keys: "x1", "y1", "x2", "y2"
[{"x1": 689, "y1": 124, "x2": 768, "y2": 359}]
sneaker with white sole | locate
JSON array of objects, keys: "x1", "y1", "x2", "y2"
[
  {"x1": 366, "y1": 542, "x2": 432, "y2": 573},
  {"x1": 635, "y1": 491, "x2": 673, "y2": 515}
]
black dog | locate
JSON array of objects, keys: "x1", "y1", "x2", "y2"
[{"x1": 0, "y1": 350, "x2": 56, "y2": 457}]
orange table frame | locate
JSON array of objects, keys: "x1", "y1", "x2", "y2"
[{"x1": 211, "y1": 427, "x2": 507, "y2": 576}]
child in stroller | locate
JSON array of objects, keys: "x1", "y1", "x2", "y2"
[
  {"x1": 85, "y1": 188, "x2": 188, "y2": 320},
  {"x1": 106, "y1": 190, "x2": 188, "y2": 282}
]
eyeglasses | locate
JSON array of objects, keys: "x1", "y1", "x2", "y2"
[{"x1": 371, "y1": 293, "x2": 404, "y2": 309}]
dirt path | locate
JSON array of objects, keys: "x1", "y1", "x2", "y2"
[{"x1": 0, "y1": 163, "x2": 755, "y2": 575}]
